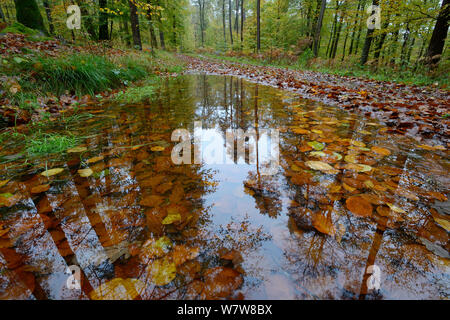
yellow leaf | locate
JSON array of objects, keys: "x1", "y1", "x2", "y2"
[
  {"x1": 305, "y1": 161, "x2": 339, "y2": 174},
  {"x1": 162, "y1": 212, "x2": 182, "y2": 225},
  {"x1": 86, "y1": 156, "x2": 104, "y2": 164},
  {"x1": 434, "y1": 218, "x2": 450, "y2": 232},
  {"x1": 350, "y1": 140, "x2": 366, "y2": 148},
  {"x1": 78, "y1": 168, "x2": 93, "y2": 178},
  {"x1": 40, "y1": 168, "x2": 64, "y2": 177},
  {"x1": 67, "y1": 146, "x2": 87, "y2": 153},
  {"x1": 147, "y1": 257, "x2": 177, "y2": 286},
  {"x1": 0, "y1": 180, "x2": 10, "y2": 188},
  {"x1": 151, "y1": 146, "x2": 165, "y2": 152},
  {"x1": 387, "y1": 203, "x2": 406, "y2": 214},
  {"x1": 90, "y1": 278, "x2": 144, "y2": 300},
  {"x1": 292, "y1": 128, "x2": 309, "y2": 135}
]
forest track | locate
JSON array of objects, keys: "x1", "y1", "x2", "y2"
[{"x1": 181, "y1": 54, "x2": 450, "y2": 146}]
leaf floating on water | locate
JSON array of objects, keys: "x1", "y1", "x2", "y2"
[
  {"x1": 350, "y1": 140, "x2": 366, "y2": 148},
  {"x1": 305, "y1": 161, "x2": 339, "y2": 174},
  {"x1": 292, "y1": 128, "x2": 309, "y2": 135},
  {"x1": 0, "y1": 193, "x2": 21, "y2": 208},
  {"x1": 313, "y1": 214, "x2": 336, "y2": 236},
  {"x1": 151, "y1": 146, "x2": 165, "y2": 152},
  {"x1": 0, "y1": 180, "x2": 10, "y2": 188},
  {"x1": 162, "y1": 212, "x2": 182, "y2": 225},
  {"x1": 343, "y1": 163, "x2": 373, "y2": 173},
  {"x1": 290, "y1": 164, "x2": 302, "y2": 172},
  {"x1": 344, "y1": 155, "x2": 357, "y2": 164},
  {"x1": 434, "y1": 217, "x2": 450, "y2": 232},
  {"x1": 307, "y1": 141, "x2": 325, "y2": 151},
  {"x1": 417, "y1": 145, "x2": 446, "y2": 151},
  {"x1": 67, "y1": 146, "x2": 87, "y2": 153},
  {"x1": 371, "y1": 146, "x2": 391, "y2": 156},
  {"x1": 78, "y1": 168, "x2": 93, "y2": 178},
  {"x1": 140, "y1": 236, "x2": 172, "y2": 261},
  {"x1": 90, "y1": 278, "x2": 145, "y2": 300},
  {"x1": 40, "y1": 168, "x2": 64, "y2": 177},
  {"x1": 140, "y1": 195, "x2": 164, "y2": 208},
  {"x1": 148, "y1": 257, "x2": 177, "y2": 286},
  {"x1": 386, "y1": 203, "x2": 406, "y2": 214},
  {"x1": 170, "y1": 245, "x2": 200, "y2": 266},
  {"x1": 31, "y1": 184, "x2": 50, "y2": 194},
  {"x1": 346, "y1": 196, "x2": 373, "y2": 217},
  {"x1": 310, "y1": 151, "x2": 327, "y2": 158},
  {"x1": 86, "y1": 156, "x2": 104, "y2": 164}
]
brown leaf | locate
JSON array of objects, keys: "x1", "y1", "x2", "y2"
[{"x1": 346, "y1": 196, "x2": 373, "y2": 217}]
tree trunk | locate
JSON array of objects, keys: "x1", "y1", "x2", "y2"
[
  {"x1": 373, "y1": 17, "x2": 390, "y2": 64},
  {"x1": 341, "y1": 25, "x2": 349, "y2": 61},
  {"x1": 75, "y1": 0, "x2": 97, "y2": 40},
  {"x1": 313, "y1": 0, "x2": 327, "y2": 57},
  {"x1": 13, "y1": 0, "x2": 47, "y2": 33},
  {"x1": 99, "y1": 0, "x2": 109, "y2": 40},
  {"x1": 128, "y1": 0, "x2": 142, "y2": 50},
  {"x1": 240, "y1": 0, "x2": 244, "y2": 46},
  {"x1": 223, "y1": 0, "x2": 227, "y2": 43},
  {"x1": 256, "y1": 0, "x2": 261, "y2": 52},
  {"x1": 360, "y1": 0, "x2": 379, "y2": 65},
  {"x1": 42, "y1": 0, "x2": 54, "y2": 35},
  {"x1": 229, "y1": 0, "x2": 234, "y2": 45},
  {"x1": 0, "y1": 5, "x2": 5, "y2": 23},
  {"x1": 235, "y1": 0, "x2": 240, "y2": 34},
  {"x1": 147, "y1": 11, "x2": 158, "y2": 49},
  {"x1": 331, "y1": 15, "x2": 343, "y2": 59},
  {"x1": 425, "y1": 0, "x2": 449, "y2": 66},
  {"x1": 348, "y1": 0, "x2": 363, "y2": 55}
]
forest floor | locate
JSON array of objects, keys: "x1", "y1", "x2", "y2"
[{"x1": 182, "y1": 54, "x2": 450, "y2": 147}]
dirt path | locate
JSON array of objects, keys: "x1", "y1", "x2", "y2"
[{"x1": 181, "y1": 55, "x2": 450, "y2": 146}]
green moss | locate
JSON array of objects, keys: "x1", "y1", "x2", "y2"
[{"x1": 2, "y1": 22, "x2": 41, "y2": 36}]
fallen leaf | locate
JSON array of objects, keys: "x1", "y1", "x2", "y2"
[
  {"x1": 78, "y1": 168, "x2": 93, "y2": 178},
  {"x1": 292, "y1": 128, "x2": 309, "y2": 135},
  {"x1": 31, "y1": 184, "x2": 50, "y2": 194},
  {"x1": 86, "y1": 156, "x2": 104, "y2": 164},
  {"x1": 0, "y1": 180, "x2": 10, "y2": 188},
  {"x1": 434, "y1": 218, "x2": 450, "y2": 232},
  {"x1": 151, "y1": 146, "x2": 165, "y2": 152},
  {"x1": 90, "y1": 278, "x2": 144, "y2": 300},
  {"x1": 148, "y1": 257, "x2": 177, "y2": 286},
  {"x1": 40, "y1": 168, "x2": 64, "y2": 177},
  {"x1": 67, "y1": 146, "x2": 87, "y2": 153},
  {"x1": 140, "y1": 195, "x2": 164, "y2": 207},
  {"x1": 307, "y1": 141, "x2": 325, "y2": 151},
  {"x1": 386, "y1": 203, "x2": 406, "y2": 214},
  {"x1": 305, "y1": 161, "x2": 339, "y2": 174},
  {"x1": 170, "y1": 245, "x2": 200, "y2": 266},
  {"x1": 346, "y1": 196, "x2": 373, "y2": 217},
  {"x1": 313, "y1": 214, "x2": 336, "y2": 236},
  {"x1": 162, "y1": 212, "x2": 182, "y2": 225},
  {"x1": 371, "y1": 146, "x2": 391, "y2": 156}
]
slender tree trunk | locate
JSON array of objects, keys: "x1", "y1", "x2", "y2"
[
  {"x1": 326, "y1": 16, "x2": 337, "y2": 57},
  {"x1": 373, "y1": 17, "x2": 390, "y2": 64},
  {"x1": 360, "y1": 0, "x2": 380, "y2": 65},
  {"x1": 256, "y1": 0, "x2": 261, "y2": 52},
  {"x1": 348, "y1": 0, "x2": 363, "y2": 55},
  {"x1": 123, "y1": 18, "x2": 131, "y2": 46},
  {"x1": 389, "y1": 28, "x2": 400, "y2": 65},
  {"x1": 331, "y1": 15, "x2": 343, "y2": 59},
  {"x1": 99, "y1": 0, "x2": 109, "y2": 40},
  {"x1": 0, "y1": 4, "x2": 6, "y2": 22},
  {"x1": 313, "y1": 0, "x2": 326, "y2": 57},
  {"x1": 13, "y1": 0, "x2": 47, "y2": 33},
  {"x1": 229, "y1": 0, "x2": 234, "y2": 45},
  {"x1": 147, "y1": 11, "x2": 158, "y2": 49},
  {"x1": 425, "y1": 0, "x2": 449, "y2": 66},
  {"x1": 400, "y1": 23, "x2": 410, "y2": 66},
  {"x1": 235, "y1": 0, "x2": 240, "y2": 34},
  {"x1": 129, "y1": 0, "x2": 142, "y2": 50},
  {"x1": 155, "y1": 0, "x2": 166, "y2": 50},
  {"x1": 341, "y1": 25, "x2": 349, "y2": 61},
  {"x1": 241, "y1": 0, "x2": 244, "y2": 46},
  {"x1": 42, "y1": 0, "x2": 54, "y2": 35},
  {"x1": 75, "y1": 0, "x2": 97, "y2": 40},
  {"x1": 223, "y1": 0, "x2": 227, "y2": 43}
]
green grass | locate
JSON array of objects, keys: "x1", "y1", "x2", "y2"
[
  {"x1": 26, "y1": 133, "x2": 80, "y2": 157},
  {"x1": 113, "y1": 77, "x2": 160, "y2": 104}
]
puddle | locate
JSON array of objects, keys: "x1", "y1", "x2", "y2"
[{"x1": 0, "y1": 74, "x2": 449, "y2": 300}]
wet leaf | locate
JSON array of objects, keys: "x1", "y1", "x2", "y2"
[
  {"x1": 292, "y1": 128, "x2": 309, "y2": 135},
  {"x1": 86, "y1": 156, "x2": 104, "y2": 164},
  {"x1": 40, "y1": 168, "x2": 64, "y2": 177},
  {"x1": 78, "y1": 168, "x2": 93, "y2": 178},
  {"x1": 313, "y1": 214, "x2": 336, "y2": 236},
  {"x1": 0, "y1": 193, "x2": 21, "y2": 208},
  {"x1": 420, "y1": 238, "x2": 450, "y2": 259},
  {"x1": 346, "y1": 196, "x2": 373, "y2": 217},
  {"x1": 140, "y1": 236, "x2": 172, "y2": 261},
  {"x1": 387, "y1": 203, "x2": 406, "y2": 214},
  {"x1": 162, "y1": 212, "x2": 182, "y2": 225},
  {"x1": 371, "y1": 146, "x2": 391, "y2": 156},
  {"x1": 0, "y1": 180, "x2": 10, "y2": 188},
  {"x1": 202, "y1": 267, "x2": 243, "y2": 299},
  {"x1": 350, "y1": 140, "x2": 366, "y2": 148},
  {"x1": 305, "y1": 161, "x2": 339, "y2": 174},
  {"x1": 434, "y1": 217, "x2": 450, "y2": 232},
  {"x1": 140, "y1": 195, "x2": 164, "y2": 208},
  {"x1": 67, "y1": 146, "x2": 87, "y2": 153},
  {"x1": 151, "y1": 146, "x2": 165, "y2": 152},
  {"x1": 307, "y1": 141, "x2": 325, "y2": 151},
  {"x1": 170, "y1": 245, "x2": 200, "y2": 266},
  {"x1": 148, "y1": 257, "x2": 177, "y2": 286},
  {"x1": 90, "y1": 278, "x2": 144, "y2": 300},
  {"x1": 31, "y1": 184, "x2": 50, "y2": 194}
]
